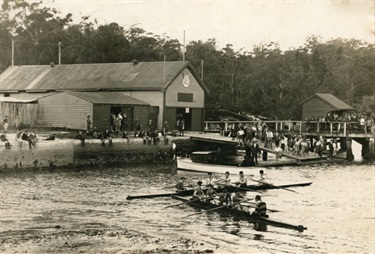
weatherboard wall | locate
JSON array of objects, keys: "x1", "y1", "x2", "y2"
[
  {"x1": 0, "y1": 101, "x2": 38, "y2": 128},
  {"x1": 165, "y1": 68, "x2": 204, "y2": 109},
  {"x1": 301, "y1": 97, "x2": 335, "y2": 120},
  {"x1": 37, "y1": 92, "x2": 92, "y2": 129},
  {"x1": 121, "y1": 91, "x2": 164, "y2": 129}
]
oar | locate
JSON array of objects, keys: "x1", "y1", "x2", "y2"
[
  {"x1": 164, "y1": 198, "x2": 199, "y2": 208},
  {"x1": 241, "y1": 202, "x2": 281, "y2": 213},
  {"x1": 249, "y1": 178, "x2": 298, "y2": 193},
  {"x1": 181, "y1": 200, "x2": 243, "y2": 218},
  {"x1": 182, "y1": 196, "x2": 255, "y2": 218}
]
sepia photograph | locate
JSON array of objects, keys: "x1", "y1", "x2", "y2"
[{"x1": 0, "y1": 0, "x2": 374, "y2": 253}]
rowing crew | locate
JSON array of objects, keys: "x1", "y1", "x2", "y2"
[
  {"x1": 176, "y1": 170, "x2": 268, "y2": 191},
  {"x1": 191, "y1": 181, "x2": 267, "y2": 217}
]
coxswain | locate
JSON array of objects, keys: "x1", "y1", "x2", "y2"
[
  {"x1": 175, "y1": 177, "x2": 187, "y2": 191},
  {"x1": 205, "y1": 172, "x2": 217, "y2": 187},
  {"x1": 251, "y1": 195, "x2": 267, "y2": 217},
  {"x1": 233, "y1": 171, "x2": 247, "y2": 187},
  {"x1": 192, "y1": 181, "x2": 205, "y2": 200},
  {"x1": 205, "y1": 184, "x2": 217, "y2": 203},
  {"x1": 218, "y1": 188, "x2": 232, "y2": 207}
]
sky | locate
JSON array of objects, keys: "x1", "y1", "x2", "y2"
[{"x1": 7, "y1": 0, "x2": 375, "y2": 51}]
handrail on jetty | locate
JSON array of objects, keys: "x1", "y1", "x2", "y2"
[{"x1": 204, "y1": 120, "x2": 375, "y2": 138}]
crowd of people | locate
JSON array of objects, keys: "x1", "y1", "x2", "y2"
[
  {"x1": 84, "y1": 113, "x2": 190, "y2": 149},
  {"x1": 305, "y1": 111, "x2": 375, "y2": 133},
  {"x1": 176, "y1": 170, "x2": 269, "y2": 218},
  {"x1": 219, "y1": 120, "x2": 348, "y2": 161}
]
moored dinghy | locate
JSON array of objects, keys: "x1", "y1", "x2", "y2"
[{"x1": 177, "y1": 151, "x2": 261, "y2": 175}]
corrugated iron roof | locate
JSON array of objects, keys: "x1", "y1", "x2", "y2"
[
  {"x1": 299, "y1": 93, "x2": 353, "y2": 110},
  {"x1": 0, "y1": 62, "x2": 209, "y2": 93},
  {"x1": 65, "y1": 91, "x2": 149, "y2": 105},
  {"x1": 0, "y1": 97, "x2": 37, "y2": 103}
]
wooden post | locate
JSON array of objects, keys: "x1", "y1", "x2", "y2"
[
  {"x1": 330, "y1": 122, "x2": 333, "y2": 136},
  {"x1": 346, "y1": 137, "x2": 354, "y2": 161},
  {"x1": 299, "y1": 121, "x2": 302, "y2": 134},
  {"x1": 361, "y1": 139, "x2": 370, "y2": 158},
  {"x1": 344, "y1": 122, "x2": 347, "y2": 136}
]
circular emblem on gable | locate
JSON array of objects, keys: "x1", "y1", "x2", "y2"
[{"x1": 182, "y1": 74, "x2": 190, "y2": 88}]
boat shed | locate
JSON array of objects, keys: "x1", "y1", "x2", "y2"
[
  {"x1": 37, "y1": 91, "x2": 149, "y2": 130},
  {"x1": 299, "y1": 93, "x2": 353, "y2": 120},
  {"x1": 0, "y1": 61, "x2": 209, "y2": 131}
]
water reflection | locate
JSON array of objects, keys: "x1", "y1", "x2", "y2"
[{"x1": 0, "y1": 163, "x2": 374, "y2": 253}]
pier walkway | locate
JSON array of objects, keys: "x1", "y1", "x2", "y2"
[
  {"x1": 204, "y1": 120, "x2": 375, "y2": 139},
  {"x1": 185, "y1": 132, "x2": 341, "y2": 167}
]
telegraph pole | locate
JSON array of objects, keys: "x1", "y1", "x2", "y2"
[
  {"x1": 58, "y1": 42, "x2": 62, "y2": 65},
  {"x1": 11, "y1": 40, "x2": 14, "y2": 66},
  {"x1": 182, "y1": 30, "x2": 185, "y2": 61}
]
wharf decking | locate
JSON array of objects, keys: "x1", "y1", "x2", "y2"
[
  {"x1": 185, "y1": 133, "x2": 339, "y2": 167},
  {"x1": 205, "y1": 120, "x2": 375, "y2": 139}
]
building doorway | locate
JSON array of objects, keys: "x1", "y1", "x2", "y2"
[
  {"x1": 110, "y1": 106, "x2": 122, "y2": 131},
  {"x1": 176, "y1": 108, "x2": 191, "y2": 131}
]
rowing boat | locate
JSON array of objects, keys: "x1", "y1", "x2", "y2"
[
  {"x1": 171, "y1": 195, "x2": 307, "y2": 232},
  {"x1": 125, "y1": 182, "x2": 312, "y2": 200},
  {"x1": 177, "y1": 154, "x2": 260, "y2": 175}
]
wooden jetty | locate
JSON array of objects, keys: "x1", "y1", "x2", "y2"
[{"x1": 189, "y1": 119, "x2": 375, "y2": 164}]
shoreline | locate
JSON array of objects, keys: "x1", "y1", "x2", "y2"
[{"x1": 1, "y1": 131, "x2": 373, "y2": 173}]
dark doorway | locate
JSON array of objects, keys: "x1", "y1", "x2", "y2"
[
  {"x1": 110, "y1": 106, "x2": 122, "y2": 131},
  {"x1": 176, "y1": 107, "x2": 191, "y2": 131},
  {"x1": 121, "y1": 107, "x2": 133, "y2": 131}
]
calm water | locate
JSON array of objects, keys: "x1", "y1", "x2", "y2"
[{"x1": 0, "y1": 163, "x2": 374, "y2": 253}]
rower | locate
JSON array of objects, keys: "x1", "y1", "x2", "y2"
[
  {"x1": 251, "y1": 195, "x2": 267, "y2": 217},
  {"x1": 205, "y1": 172, "x2": 217, "y2": 187},
  {"x1": 232, "y1": 191, "x2": 249, "y2": 212},
  {"x1": 218, "y1": 188, "x2": 232, "y2": 207},
  {"x1": 191, "y1": 181, "x2": 205, "y2": 200},
  {"x1": 233, "y1": 171, "x2": 247, "y2": 187},
  {"x1": 205, "y1": 184, "x2": 217, "y2": 203},
  {"x1": 216, "y1": 171, "x2": 231, "y2": 187},
  {"x1": 175, "y1": 177, "x2": 187, "y2": 191}
]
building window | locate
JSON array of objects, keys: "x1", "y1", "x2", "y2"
[
  {"x1": 178, "y1": 93, "x2": 193, "y2": 102},
  {"x1": 4, "y1": 93, "x2": 10, "y2": 97}
]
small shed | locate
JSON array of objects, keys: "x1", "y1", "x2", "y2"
[
  {"x1": 0, "y1": 97, "x2": 39, "y2": 128},
  {"x1": 299, "y1": 93, "x2": 353, "y2": 120},
  {"x1": 37, "y1": 91, "x2": 149, "y2": 131}
]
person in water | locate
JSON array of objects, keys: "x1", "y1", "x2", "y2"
[{"x1": 259, "y1": 170, "x2": 268, "y2": 182}]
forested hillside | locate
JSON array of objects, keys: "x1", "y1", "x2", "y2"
[{"x1": 1, "y1": 0, "x2": 374, "y2": 120}]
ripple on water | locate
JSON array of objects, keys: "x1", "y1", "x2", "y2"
[{"x1": 0, "y1": 163, "x2": 374, "y2": 253}]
